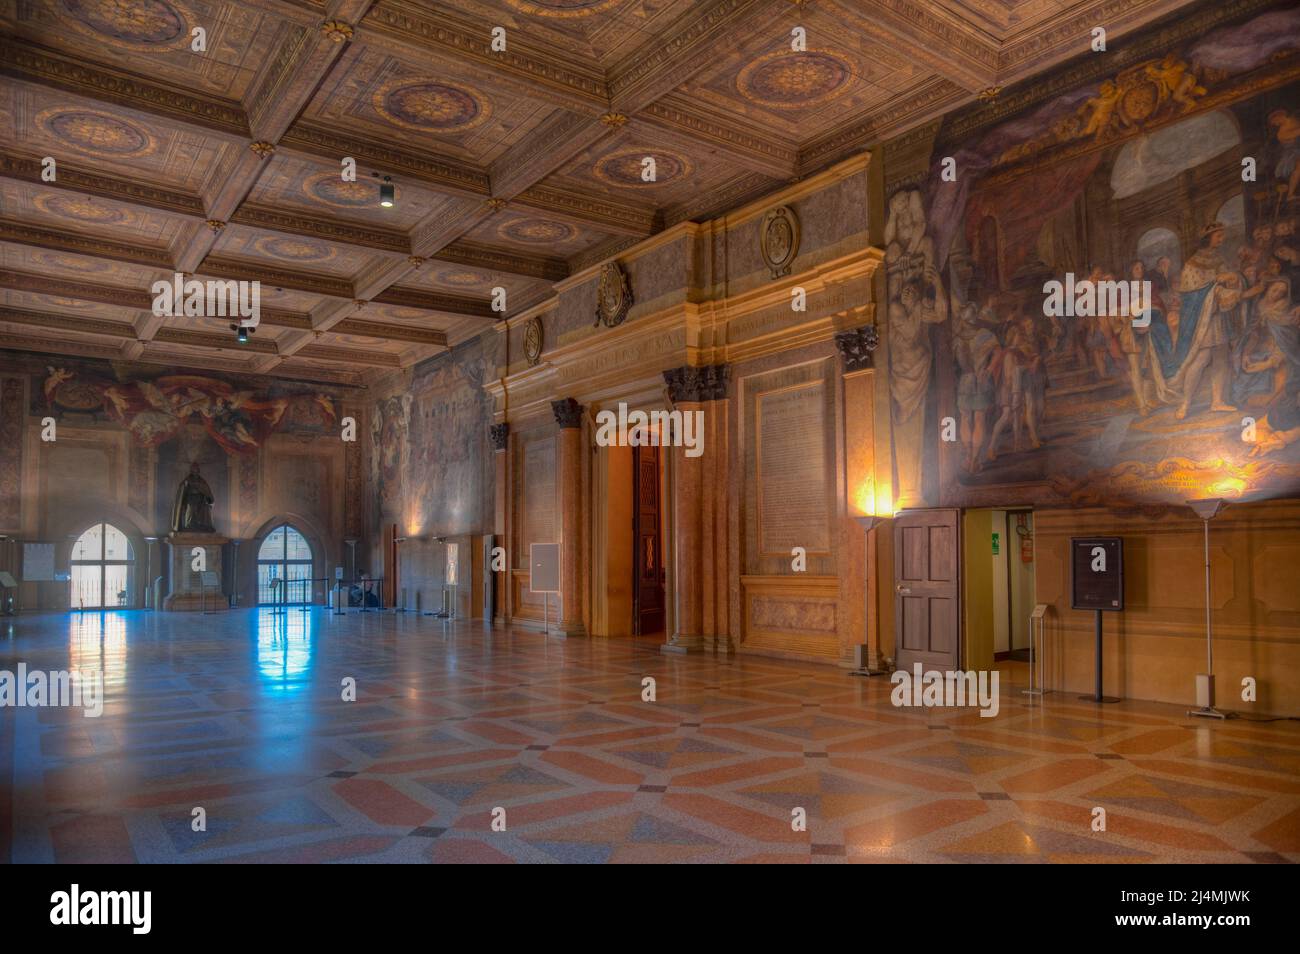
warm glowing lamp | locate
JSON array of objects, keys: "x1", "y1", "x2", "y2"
[
  {"x1": 1186, "y1": 498, "x2": 1232, "y2": 719},
  {"x1": 850, "y1": 483, "x2": 888, "y2": 677}
]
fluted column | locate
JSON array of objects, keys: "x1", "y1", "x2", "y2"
[
  {"x1": 489, "y1": 422, "x2": 509, "y2": 625},
  {"x1": 551, "y1": 398, "x2": 586, "y2": 637},
  {"x1": 661, "y1": 364, "x2": 729, "y2": 655}
]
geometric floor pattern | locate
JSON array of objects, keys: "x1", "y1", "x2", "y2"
[{"x1": 2, "y1": 608, "x2": 1297, "y2": 863}]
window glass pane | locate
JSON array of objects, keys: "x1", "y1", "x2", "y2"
[
  {"x1": 72, "y1": 524, "x2": 103, "y2": 561},
  {"x1": 258, "y1": 526, "x2": 285, "y2": 561},
  {"x1": 284, "y1": 527, "x2": 312, "y2": 561},
  {"x1": 102, "y1": 524, "x2": 132, "y2": 561},
  {"x1": 258, "y1": 562, "x2": 279, "y2": 605},
  {"x1": 71, "y1": 564, "x2": 101, "y2": 609},
  {"x1": 103, "y1": 564, "x2": 131, "y2": 607}
]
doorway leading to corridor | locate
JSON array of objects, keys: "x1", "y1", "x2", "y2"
[{"x1": 962, "y1": 509, "x2": 1036, "y2": 672}]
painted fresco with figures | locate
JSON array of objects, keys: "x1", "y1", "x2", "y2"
[
  {"x1": 887, "y1": 6, "x2": 1300, "y2": 508},
  {"x1": 370, "y1": 339, "x2": 492, "y2": 538}
]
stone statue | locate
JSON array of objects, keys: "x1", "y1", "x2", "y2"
[{"x1": 171, "y1": 463, "x2": 215, "y2": 533}]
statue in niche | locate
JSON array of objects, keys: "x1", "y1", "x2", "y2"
[{"x1": 171, "y1": 463, "x2": 215, "y2": 533}]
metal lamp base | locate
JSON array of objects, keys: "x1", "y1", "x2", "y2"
[{"x1": 1187, "y1": 706, "x2": 1233, "y2": 720}]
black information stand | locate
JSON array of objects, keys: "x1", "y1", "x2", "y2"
[{"x1": 1070, "y1": 536, "x2": 1123, "y2": 704}]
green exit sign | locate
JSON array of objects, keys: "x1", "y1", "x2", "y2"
[{"x1": 992, "y1": 532, "x2": 1000, "y2": 556}]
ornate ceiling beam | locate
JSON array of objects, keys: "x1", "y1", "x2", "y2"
[
  {"x1": 244, "y1": 1, "x2": 377, "y2": 143},
  {"x1": 796, "y1": 77, "x2": 969, "y2": 175},
  {"x1": 297, "y1": 342, "x2": 401, "y2": 366},
  {"x1": 370, "y1": 286, "x2": 495, "y2": 319},
  {"x1": 0, "y1": 268, "x2": 313, "y2": 331},
  {"x1": 0, "y1": 306, "x2": 136, "y2": 341},
  {"x1": 512, "y1": 184, "x2": 658, "y2": 238},
  {"x1": 488, "y1": 111, "x2": 618, "y2": 201},
  {"x1": 357, "y1": 0, "x2": 609, "y2": 115},
  {"x1": 825, "y1": 0, "x2": 999, "y2": 93},
  {"x1": 333, "y1": 318, "x2": 447, "y2": 346},
  {"x1": 0, "y1": 38, "x2": 250, "y2": 141},
  {"x1": 0, "y1": 153, "x2": 205, "y2": 218},
  {"x1": 197, "y1": 256, "x2": 355, "y2": 299},
  {"x1": 631, "y1": 102, "x2": 799, "y2": 180},
  {"x1": 0, "y1": 219, "x2": 173, "y2": 271},
  {"x1": 231, "y1": 204, "x2": 411, "y2": 254},
  {"x1": 994, "y1": 0, "x2": 1203, "y2": 84},
  {"x1": 278, "y1": 122, "x2": 491, "y2": 201},
  {"x1": 607, "y1": 0, "x2": 787, "y2": 114},
  {"x1": 432, "y1": 241, "x2": 568, "y2": 283},
  {"x1": 152, "y1": 326, "x2": 279, "y2": 355}
]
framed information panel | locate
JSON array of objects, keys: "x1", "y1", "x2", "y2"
[
  {"x1": 529, "y1": 542, "x2": 560, "y2": 594},
  {"x1": 1070, "y1": 537, "x2": 1123, "y2": 611}
]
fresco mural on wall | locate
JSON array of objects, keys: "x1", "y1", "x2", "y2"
[
  {"x1": 370, "y1": 339, "x2": 491, "y2": 536},
  {"x1": 887, "y1": 6, "x2": 1300, "y2": 507},
  {"x1": 39, "y1": 364, "x2": 337, "y2": 455}
]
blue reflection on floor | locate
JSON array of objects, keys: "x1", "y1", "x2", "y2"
[{"x1": 255, "y1": 606, "x2": 314, "y2": 691}]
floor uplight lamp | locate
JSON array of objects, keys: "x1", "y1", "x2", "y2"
[
  {"x1": 850, "y1": 514, "x2": 888, "y2": 676},
  {"x1": 393, "y1": 536, "x2": 408, "y2": 612},
  {"x1": 1186, "y1": 498, "x2": 1232, "y2": 720}
]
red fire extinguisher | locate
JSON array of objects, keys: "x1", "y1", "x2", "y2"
[{"x1": 1016, "y1": 513, "x2": 1033, "y2": 564}]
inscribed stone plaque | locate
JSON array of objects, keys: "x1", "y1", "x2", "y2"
[
  {"x1": 757, "y1": 382, "x2": 829, "y2": 554},
  {"x1": 523, "y1": 438, "x2": 556, "y2": 550}
]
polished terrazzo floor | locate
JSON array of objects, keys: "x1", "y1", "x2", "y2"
[{"x1": 1, "y1": 607, "x2": 1297, "y2": 864}]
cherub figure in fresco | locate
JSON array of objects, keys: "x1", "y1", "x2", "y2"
[
  {"x1": 1079, "y1": 80, "x2": 1123, "y2": 139},
  {"x1": 1143, "y1": 54, "x2": 1205, "y2": 112},
  {"x1": 1267, "y1": 109, "x2": 1300, "y2": 203}
]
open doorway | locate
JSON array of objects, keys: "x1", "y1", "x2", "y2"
[
  {"x1": 631, "y1": 444, "x2": 664, "y2": 639},
  {"x1": 961, "y1": 509, "x2": 1035, "y2": 671}
]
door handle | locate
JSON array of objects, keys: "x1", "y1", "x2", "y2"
[{"x1": 896, "y1": 585, "x2": 912, "y2": 594}]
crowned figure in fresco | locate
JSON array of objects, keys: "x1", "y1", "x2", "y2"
[
  {"x1": 1168, "y1": 222, "x2": 1240, "y2": 420},
  {"x1": 171, "y1": 463, "x2": 215, "y2": 534}
]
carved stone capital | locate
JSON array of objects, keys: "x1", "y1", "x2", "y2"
[
  {"x1": 663, "y1": 364, "x2": 729, "y2": 404},
  {"x1": 551, "y1": 398, "x2": 584, "y2": 429},
  {"x1": 835, "y1": 325, "x2": 879, "y2": 372},
  {"x1": 489, "y1": 422, "x2": 509, "y2": 450}
]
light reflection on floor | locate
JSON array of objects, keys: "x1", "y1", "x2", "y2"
[
  {"x1": 255, "y1": 606, "x2": 313, "y2": 690},
  {"x1": 1, "y1": 607, "x2": 1297, "y2": 863}
]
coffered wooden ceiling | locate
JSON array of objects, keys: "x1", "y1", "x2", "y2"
[{"x1": 0, "y1": 0, "x2": 1196, "y2": 386}]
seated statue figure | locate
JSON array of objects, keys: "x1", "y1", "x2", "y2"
[{"x1": 171, "y1": 463, "x2": 215, "y2": 534}]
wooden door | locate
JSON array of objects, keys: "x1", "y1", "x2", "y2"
[
  {"x1": 632, "y1": 444, "x2": 664, "y2": 635},
  {"x1": 893, "y1": 509, "x2": 961, "y2": 671}
]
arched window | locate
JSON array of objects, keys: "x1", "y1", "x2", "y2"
[
  {"x1": 257, "y1": 525, "x2": 314, "y2": 604},
  {"x1": 70, "y1": 522, "x2": 135, "y2": 610}
]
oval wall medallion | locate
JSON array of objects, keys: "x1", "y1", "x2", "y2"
[
  {"x1": 524, "y1": 317, "x2": 544, "y2": 366},
  {"x1": 593, "y1": 261, "x2": 633, "y2": 329},
  {"x1": 760, "y1": 205, "x2": 800, "y2": 279}
]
